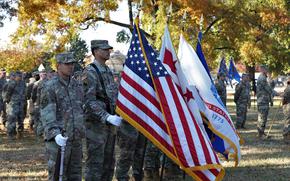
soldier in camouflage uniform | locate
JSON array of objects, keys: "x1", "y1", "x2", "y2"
[
  {"x1": 0, "y1": 68, "x2": 7, "y2": 126},
  {"x1": 256, "y1": 65, "x2": 273, "y2": 138},
  {"x1": 26, "y1": 71, "x2": 39, "y2": 130},
  {"x1": 3, "y1": 71, "x2": 26, "y2": 139},
  {"x1": 234, "y1": 73, "x2": 251, "y2": 129},
  {"x1": 115, "y1": 122, "x2": 146, "y2": 181},
  {"x1": 31, "y1": 70, "x2": 48, "y2": 136},
  {"x1": 282, "y1": 78, "x2": 290, "y2": 141},
  {"x1": 83, "y1": 40, "x2": 122, "y2": 181},
  {"x1": 163, "y1": 156, "x2": 183, "y2": 181},
  {"x1": 40, "y1": 52, "x2": 85, "y2": 181},
  {"x1": 215, "y1": 72, "x2": 227, "y2": 107}
]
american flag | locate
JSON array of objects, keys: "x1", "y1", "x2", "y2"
[{"x1": 116, "y1": 21, "x2": 223, "y2": 180}]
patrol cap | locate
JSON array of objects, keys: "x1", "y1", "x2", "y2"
[
  {"x1": 56, "y1": 52, "x2": 77, "y2": 64},
  {"x1": 9, "y1": 71, "x2": 15, "y2": 77},
  {"x1": 259, "y1": 64, "x2": 269, "y2": 71},
  {"x1": 15, "y1": 71, "x2": 22, "y2": 77},
  {"x1": 91, "y1": 40, "x2": 113, "y2": 49},
  {"x1": 0, "y1": 68, "x2": 6, "y2": 72}
]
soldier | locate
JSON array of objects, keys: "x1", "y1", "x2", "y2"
[
  {"x1": 83, "y1": 40, "x2": 122, "y2": 181},
  {"x1": 32, "y1": 70, "x2": 48, "y2": 136},
  {"x1": 234, "y1": 73, "x2": 251, "y2": 129},
  {"x1": 26, "y1": 71, "x2": 39, "y2": 130},
  {"x1": 282, "y1": 78, "x2": 290, "y2": 142},
  {"x1": 3, "y1": 71, "x2": 26, "y2": 139},
  {"x1": 215, "y1": 72, "x2": 227, "y2": 107},
  {"x1": 115, "y1": 122, "x2": 146, "y2": 181},
  {"x1": 0, "y1": 68, "x2": 7, "y2": 126},
  {"x1": 256, "y1": 65, "x2": 273, "y2": 138},
  {"x1": 40, "y1": 52, "x2": 85, "y2": 181}
]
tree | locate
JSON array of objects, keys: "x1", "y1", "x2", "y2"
[
  {"x1": 0, "y1": 0, "x2": 17, "y2": 27},
  {"x1": 11, "y1": 0, "x2": 289, "y2": 74},
  {"x1": 68, "y1": 34, "x2": 88, "y2": 63}
]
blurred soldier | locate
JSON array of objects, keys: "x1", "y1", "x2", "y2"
[
  {"x1": 282, "y1": 78, "x2": 290, "y2": 142},
  {"x1": 143, "y1": 141, "x2": 161, "y2": 181},
  {"x1": 3, "y1": 71, "x2": 26, "y2": 139},
  {"x1": 256, "y1": 65, "x2": 273, "y2": 138},
  {"x1": 40, "y1": 52, "x2": 85, "y2": 181},
  {"x1": 215, "y1": 72, "x2": 227, "y2": 107},
  {"x1": 26, "y1": 71, "x2": 39, "y2": 130},
  {"x1": 0, "y1": 68, "x2": 7, "y2": 126},
  {"x1": 163, "y1": 156, "x2": 183, "y2": 181},
  {"x1": 115, "y1": 122, "x2": 146, "y2": 181},
  {"x1": 234, "y1": 73, "x2": 251, "y2": 129},
  {"x1": 31, "y1": 70, "x2": 48, "y2": 136},
  {"x1": 83, "y1": 40, "x2": 122, "y2": 181}
]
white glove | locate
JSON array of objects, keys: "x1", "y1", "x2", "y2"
[
  {"x1": 106, "y1": 115, "x2": 122, "y2": 126},
  {"x1": 55, "y1": 134, "x2": 68, "y2": 147}
]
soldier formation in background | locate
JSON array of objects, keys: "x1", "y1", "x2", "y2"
[{"x1": 0, "y1": 40, "x2": 289, "y2": 180}]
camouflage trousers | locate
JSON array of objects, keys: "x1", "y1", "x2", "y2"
[
  {"x1": 46, "y1": 138, "x2": 82, "y2": 181},
  {"x1": 6, "y1": 101, "x2": 25, "y2": 137},
  {"x1": 0, "y1": 100, "x2": 7, "y2": 126},
  {"x1": 85, "y1": 121, "x2": 115, "y2": 181},
  {"x1": 32, "y1": 106, "x2": 43, "y2": 136},
  {"x1": 162, "y1": 155, "x2": 183, "y2": 181},
  {"x1": 257, "y1": 104, "x2": 269, "y2": 133},
  {"x1": 28, "y1": 100, "x2": 34, "y2": 128},
  {"x1": 282, "y1": 104, "x2": 290, "y2": 138},
  {"x1": 143, "y1": 141, "x2": 162, "y2": 181},
  {"x1": 115, "y1": 122, "x2": 146, "y2": 181},
  {"x1": 236, "y1": 104, "x2": 248, "y2": 128}
]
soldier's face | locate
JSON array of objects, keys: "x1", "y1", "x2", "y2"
[
  {"x1": 95, "y1": 48, "x2": 111, "y2": 63},
  {"x1": 57, "y1": 63, "x2": 75, "y2": 78},
  {"x1": 0, "y1": 71, "x2": 5, "y2": 78}
]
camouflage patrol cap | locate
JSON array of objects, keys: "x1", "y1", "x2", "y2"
[
  {"x1": 91, "y1": 40, "x2": 113, "y2": 49},
  {"x1": 15, "y1": 71, "x2": 22, "y2": 77},
  {"x1": 259, "y1": 64, "x2": 269, "y2": 71},
  {"x1": 56, "y1": 52, "x2": 76, "y2": 64}
]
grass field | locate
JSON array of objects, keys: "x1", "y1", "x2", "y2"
[{"x1": 0, "y1": 102, "x2": 289, "y2": 181}]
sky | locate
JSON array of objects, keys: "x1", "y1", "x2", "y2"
[{"x1": 0, "y1": 1, "x2": 132, "y2": 55}]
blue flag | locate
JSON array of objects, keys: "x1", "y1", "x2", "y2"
[
  {"x1": 228, "y1": 58, "x2": 241, "y2": 82},
  {"x1": 196, "y1": 31, "x2": 212, "y2": 80},
  {"x1": 218, "y1": 57, "x2": 229, "y2": 77}
]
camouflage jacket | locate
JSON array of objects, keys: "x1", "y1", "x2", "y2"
[
  {"x1": 40, "y1": 75, "x2": 85, "y2": 141},
  {"x1": 282, "y1": 85, "x2": 290, "y2": 105},
  {"x1": 215, "y1": 79, "x2": 227, "y2": 104},
  {"x1": 32, "y1": 79, "x2": 47, "y2": 106},
  {"x1": 3, "y1": 79, "x2": 26, "y2": 103},
  {"x1": 82, "y1": 60, "x2": 119, "y2": 123},
  {"x1": 256, "y1": 73, "x2": 272, "y2": 105},
  {"x1": 234, "y1": 81, "x2": 251, "y2": 105}
]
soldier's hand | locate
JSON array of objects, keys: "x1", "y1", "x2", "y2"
[
  {"x1": 270, "y1": 102, "x2": 274, "y2": 107},
  {"x1": 107, "y1": 115, "x2": 122, "y2": 126},
  {"x1": 55, "y1": 134, "x2": 68, "y2": 147}
]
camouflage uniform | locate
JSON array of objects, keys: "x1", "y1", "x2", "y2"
[
  {"x1": 143, "y1": 141, "x2": 161, "y2": 181},
  {"x1": 115, "y1": 121, "x2": 146, "y2": 181},
  {"x1": 215, "y1": 76, "x2": 227, "y2": 107},
  {"x1": 83, "y1": 40, "x2": 119, "y2": 181},
  {"x1": 234, "y1": 78, "x2": 251, "y2": 128},
  {"x1": 256, "y1": 72, "x2": 272, "y2": 135},
  {"x1": 3, "y1": 72, "x2": 26, "y2": 139},
  {"x1": 282, "y1": 82, "x2": 290, "y2": 140},
  {"x1": 26, "y1": 76, "x2": 37, "y2": 129},
  {"x1": 163, "y1": 156, "x2": 183, "y2": 181},
  {"x1": 40, "y1": 53, "x2": 85, "y2": 181},
  {"x1": 0, "y1": 75, "x2": 7, "y2": 126},
  {"x1": 32, "y1": 77, "x2": 48, "y2": 136}
]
